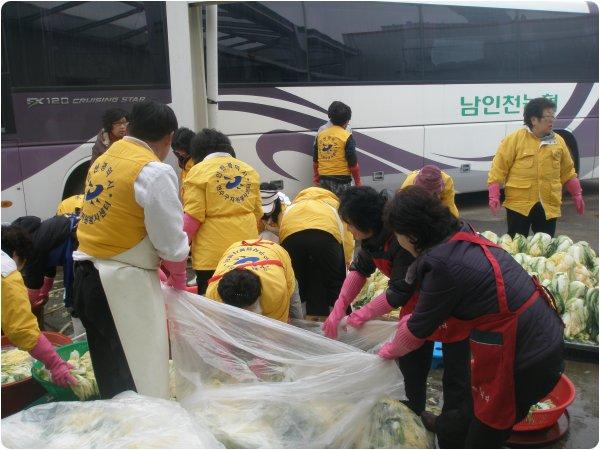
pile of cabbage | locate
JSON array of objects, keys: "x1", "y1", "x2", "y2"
[
  {"x1": 481, "y1": 231, "x2": 599, "y2": 344},
  {"x1": 1, "y1": 348, "x2": 34, "y2": 385},
  {"x1": 353, "y1": 270, "x2": 399, "y2": 319},
  {"x1": 38, "y1": 350, "x2": 99, "y2": 400}
]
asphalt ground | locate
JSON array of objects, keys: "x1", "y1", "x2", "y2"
[{"x1": 41, "y1": 179, "x2": 599, "y2": 448}]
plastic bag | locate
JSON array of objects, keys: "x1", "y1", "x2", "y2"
[
  {"x1": 1, "y1": 391, "x2": 223, "y2": 448},
  {"x1": 165, "y1": 289, "x2": 432, "y2": 448}
]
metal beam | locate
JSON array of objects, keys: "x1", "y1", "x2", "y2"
[{"x1": 67, "y1": 7, "x2": 143, "y2": 34}]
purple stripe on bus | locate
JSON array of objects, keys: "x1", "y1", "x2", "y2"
[
  {"x1": 557, "y1": 83, "x2": 594, "y2": 120},
  {"x1": 220, "y1": 87, "x2": 328, "y2": 114},
  {"x1": 1, "y1": 145, "x2": 24, "y2": 191},
  {"x1": 587, "y1": 1, "x2": 599, "y2": 15}
]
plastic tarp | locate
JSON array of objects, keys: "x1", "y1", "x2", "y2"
[
  {"x1": 165, "y1": 289, "x2": 434, "y2": 448},
  {"x1": 1, "y1": 391, "x2": 223, "y2": 448}
]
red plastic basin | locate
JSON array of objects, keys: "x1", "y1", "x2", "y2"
[
  {"x1": 1, "y1": 331, "x2": 72, "y2": 418},
  {"x1": 513, "y1": 374, "x2": 576, "y2": 432}
]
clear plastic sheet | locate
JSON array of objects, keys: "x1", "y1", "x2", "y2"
[
  {"x1": 165, "y1": 289, "x2": 433, "y2": 448},
  {"x1": 1, "y1": 391, "x2": 223, "y2": 448}
]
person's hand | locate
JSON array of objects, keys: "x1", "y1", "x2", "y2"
[
  {"x1": 565, "y1": 177, "x2": 585, "y2": 215},
  {"x1": 346, "y1": 293, "x2": 393, "y2": 329},
  {"x1": 29, "y1": 334, "x2": 77, "y2": 387},
  {"x1": 50, "y1": 361, "x2": 78, "y2": 387},
  {"x1": 322, "y1": 307, "x2": 346, "y2": 339},
  {"x1": 162, "y1": 259, "x2": 187, "y2": 290},
  {"x1": 488, "y1": 182, "x2": 501, "y2": 215}
]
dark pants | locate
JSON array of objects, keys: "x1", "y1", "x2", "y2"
[
  {"x1": 437, "y1": 344, "x2": 564, "y2": 448},
  {"x1": 281, "y1": 229, "x2": 346, "y2": 316},
  {"x1": 319, "y1": 176, "x2": 351, "y2": 198},
  {"x1": 398, "y1": 339, "x2": 470, "y2": 417},
  {"x1": 506, "y1": 203, "x2": 557, "y2": 238},
  {"x1": 195, "y1": 270, "x2": 215, "y2": 295},
  {"x1": 73, "y1": 261, "x2": 136, "y2": 399}
]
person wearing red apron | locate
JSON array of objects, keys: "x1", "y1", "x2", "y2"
[
  {"x1": 380, "y1": 185, "x2": 564, "y2": 448},
  {"x1": 322, "y1": 186, "x2": 470, "y2": 419}
]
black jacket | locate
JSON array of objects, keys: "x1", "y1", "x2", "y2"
[
  {"x1": 407, "y1": 222, "x2": 564, "y2": 370},
  {"x1": 350, "y1": 226, "x2": 415, "y2": 308},
  {"x1": 13, "y1": 215, "x2": 72, "y2": 289}
]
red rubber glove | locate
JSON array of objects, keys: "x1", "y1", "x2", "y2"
[
  {"x1": 565, "y1": 177, "x2": 585, "y2": 215},
  {"x1": 378, "y1": 314, "x2": 426, "y2": 360},
  {"x1": 183, "y1": 213, "x2": 201, "y2": 244},
  {"x1": 488, "y1": 182, "x2": 501, "y2": 215},
  {"x1": 312, "y1": 162, "x2": 320, "y2": 185},
  {"x1": 29, "y1": 334, "x2": 77, "y2": 387},
  {"x1": 350, "y1": 164, "x2": 362, "y2": 186},
  {"x1": 39, "y1": 277, "x2": 54, "y2": 299},
  {"x1": 346, "y1": 292, "x2": 393, "y2": 329},
  {"x1": 162, "y1": 259, "x2": 187, "y2": 290},
  {"x1": 322, "y1": 271, "x2": 367, "y2": 339}
]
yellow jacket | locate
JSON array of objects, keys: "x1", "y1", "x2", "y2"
[
  {"x1": 487, "y1": 128, "x2": 576, "y2": 219},
  {"x1": 401, "y1": 170, "x2": 459, "y2": 218},
  {"x1": 279, "y1": 187, "x2": 355, "y2": 266},
  {"x1": 183, "y1": 154, "x2": 263, "y2": 270},
  {"x1": 78, "y1": 138, "x2": 159, "y2": 258},
  {"x1": 56, "y1": 194, "x2": 84, "y2": 216},
  {"x1": 1, "y1": 251, "x2": 40, "y2": 351},
  {"x1": 316, "y1": 125, "x2": 352, "y2": 176},
  {"x1": 205, "y1": 240, "x2": 295, "y2": 322}
]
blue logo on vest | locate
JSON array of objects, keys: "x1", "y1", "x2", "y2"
[
  {"x1": 234, "y1": 256, "x2": 260, "y2": 265},
  {"x1": 85, "y1": 184, "x2": 104, "y2": 201},
  {"x1": 225, "y1": 175, "x2": 243, "y2": 189}
]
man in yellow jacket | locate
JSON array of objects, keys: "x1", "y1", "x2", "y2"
[
  {"x1": 183, "y1": 129, "x2": 263, "y2": 295},
  {"x1": 1, "y1": 234, "x2": 76, "y2": 388},
  {"x1": 205, "y1": 239, "x2": 302, "y2": 322},
  {"x1": 279, "y1": 187, "x2": 355, "y2": 316},
  {"x1": 313, "y1": 101, "x2": 362, "y2": 197},
  {"x1": 488, "y1": 97, "x2": 584, "y2": 238},
  {"x1": 400, "y1": 165, "x2": 459, "y2": 217}
]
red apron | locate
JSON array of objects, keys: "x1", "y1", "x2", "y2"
[{"x1": 428, "y1": 230, "x2": 560, "y2": 429}]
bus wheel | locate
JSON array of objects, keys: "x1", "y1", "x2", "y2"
[
  {"x1": 62, "y1": 162, "x2": 90, "y2": 200},
  {"x1": 554, "y1": 129, "x2": 580, "y2": 175}
]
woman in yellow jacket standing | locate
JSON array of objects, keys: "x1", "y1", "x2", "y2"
[
  {"x1": 279, "y1": 187, "x2": 354, "y2": 316},
  {"x1": 183, "y1": 129, "x2": 263, "y2": 294},
  {"x1": 400, "y1": 165, "x2": 459, "y2": 217},
  {"x1": 488, "y1": 97, "x2": 584, "y2": 237},
  {"x1": 1, "y1": 228, "x2": 76, "y2": 388}
]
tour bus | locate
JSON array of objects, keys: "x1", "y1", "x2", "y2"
[{"x1": 2, "y1": 1, "x2": 598, "y2": 222}]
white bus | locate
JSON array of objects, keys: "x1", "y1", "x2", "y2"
[{"x1": 2, "y1": 1, "x2": 598, "y2": 222}]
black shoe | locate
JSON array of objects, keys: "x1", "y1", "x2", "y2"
[{"x1": 420, "y1": 411, "x2": 438, "y2": 433}]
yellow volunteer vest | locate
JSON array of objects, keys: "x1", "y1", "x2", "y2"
[
  {"x1": 183, "y1": 155, "x2": 263, "y2": 270},
  {"x1": 317, "y1": 125, "x2": 352, "y2": 176},
  {"x1": 401, "y1": 170, "x2": 460, "y2": 218},
  {"x1": 56, "y1": 194, "x2": 84, "y2": 216},
  {"x1": 205, "y1": 240, "x2": 295, "y2": 322},
  {"x1": 1, "y1": 252, "x2": 40, "y2": 351},
  {"x1": 279, "y1": 187, "x2": 355, "y2": 266},
  {"x1": 77, "y1": 139, "x2": 159, "y2": 258},
  {"x1": 487, "y1": 128, "x2": 576, "y2": 219}
]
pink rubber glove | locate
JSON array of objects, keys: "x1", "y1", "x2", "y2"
[
  {"x1": 350, "y1": 164, "x2": 362, "y2": 186},
  {"x1": 565, "y1": 177, "x2": 585, "y2": 215},
  {"x1": 378, "y1": 314, "x2": 426, "y2": 360},
  {"x1": 162, "y1": 259, "x2": 187, "y2": 290},
  {"x1": 322, "y1": 271, "x2": 367, "y2": 339},
  {"x1": 39, "y1": 277, "x2": 54, "y2": 298},
  {"x1": 29, "y1": 334, "x2": 77, "y2": 387},
  {"x1": 158, "y1": 268, "x2": 168, "y2": 283},
  {"x1": 28, "y1": 288, "x2": 41, "y2": 304},
  {"x1": 183, "y1": 212, "x2": 201, "y2": 244},
  {"x1": 488, "y1": 182, "x2": 501, "y2": 215},
  {"x1": 312, "y1": 163, "x2": 320, "y2": 185},
  {"x1": 346, "y1": 292, "x2": 393, "y2": 329}
]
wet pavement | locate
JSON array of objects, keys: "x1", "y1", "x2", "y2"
[{"x1": 41, "y1": 180, "x2": 599, "y2": 448}]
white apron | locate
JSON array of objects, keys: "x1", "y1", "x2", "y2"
[{"x1": 95, "y1": 237, "x2": 170, "y2": 399}]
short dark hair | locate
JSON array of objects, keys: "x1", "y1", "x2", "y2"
[
  {"x1": 523, "y1": 97, "x2": 556, "y2": 128},
  {"x1": 128, "y1": 100, "x2": 178, "y2": 142},
  {"x1": 217, "y1": 269, "x2": 262, "y2": 308},
  {"x1": 190, "y1": 128, "x2": 235, "y2": 163},
  {"x1": 102, "y1": 108, "x2": 129, "y2": 133},
  {"x1": 339, "y1": 186, "x2": 387, "y2": 235},
  {"x1": 385, "y1": 185, "x2": 461, "y2": 253},
  {"x1": 171, "y1": 127, "x2": 195, "y2": 154},
  {"x1": 1, "y1": 225, "x2": 33, "y2": 261},
  {"x1": 328, "y1": 101, "x2": 352, "y2": 126}
]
